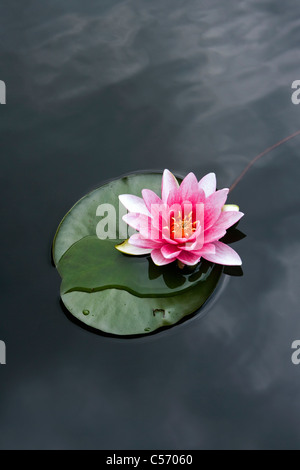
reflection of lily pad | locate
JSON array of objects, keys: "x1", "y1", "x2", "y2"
[{"x1": 53, "y1": 173, "x2": 224, "y2": 336}]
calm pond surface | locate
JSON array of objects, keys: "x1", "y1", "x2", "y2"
[{"x1": 1, "y1": 0, "x2": 300, "y2": 449}]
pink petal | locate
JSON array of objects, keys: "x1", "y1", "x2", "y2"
[
  {"x1": 167, "y1": 187, "x2": 205, "y2": 207},
  {"x1": 148, "y1": 202, "x2": 169, "y2": 237},
  {"x1": 179, "y1": 172, "x2": 199, "y2": 201},
  {"x1": 161, "y1": 230, "x2": 178, "y2": 245},
  {"x1": 192, "y1": 243, "x2": 216, "y2": 256},
  {"x1": 161, "y1": 244, "x2": 182, "y2": 259},
  {"x1": 151, "y1": 249, "x2": 177, "y2": 266},
  {"x1": 122, "y1": 213, "x2": 154, "y2": 240},
  {"x1": 122, "y1": 213, "x2": 150, "y2": 231},
  {"x1": 142, "y1": 189, "x2": 163, "y2": 213},
  {"x1": 177, "y1": 223, "x2": 204, "y2": 250},
  {"x1": 201, "y1": 241, "x2": 242, "y2": 266},
  {"x1": 161, "y1": 169, "x2": 179, "y2": 203},
  {"x1": 213, "y1": 211, "x2": 244, "y2": 231},
  {"x1": 177, "y1": 251, "x2": 201, "y2": 266},
  {"x1": 204, "y1": 226, "x2": 227, "y2": 244},
  {"x1": 204, "y1": 211, "x2": 244, "y2": 243},
  {"x1": 119, "y1": 194, "x2": 151, "y2": 217},
  {"x1": 198, "y1": 173, "x2": 216, "y2": 197},
  {"x1": 129, "y1": 233, "x2": 161, "y2": 249},
  {"x1": 167, "y1": 187, "x2": 182, "y2": 207},
  {"x1": 187, "y1": 189, "x2": 206, "y2": 206},
  {"x1": 204, "y1": 189, "x2": 229, "y2": 230}
]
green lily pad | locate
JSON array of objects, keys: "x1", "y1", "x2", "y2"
[
  {"x1": 61, "y1": 266, "x2": 223, "y2": 336},
  {"x1": 58, "y1": 236, "x2": 218, "y2": 297},
  {"x1": 53, "y1": 172, "x2": 224, "y2": 336},
  {"x1": 53, "y1": 173, "x2": 164, "y2": 266}
]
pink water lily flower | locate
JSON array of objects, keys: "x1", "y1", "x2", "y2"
[{"x1": 117, "y1": 170, "x2": 244, "y2": 267}]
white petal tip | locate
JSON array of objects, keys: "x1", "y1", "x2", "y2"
[
  {"x1": 229, "y1": 257, "x2": 242, "y2": 266},
  {"x1": 219, "y1": 259, "x2": 242, "y2": 267},
  {"x1": 222, "y1": 204, "x2": 240, "y2": 212},
  {"x1": 118, "y1": 194, "x2": 126, "y2": 205},
  {"x1": 115, "y1": 240, "x2": 151, "y2": 256},
  {"x1": 163, "y1": 169, "x2": 179, "y2": 186}
]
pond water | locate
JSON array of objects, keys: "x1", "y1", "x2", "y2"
[{"x1": 1, "y1": 0, "x2": 300, "y2": 449}]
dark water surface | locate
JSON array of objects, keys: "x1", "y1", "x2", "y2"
[{"x1": 1, "y1": 0, "x2": 300, "y2": 449}]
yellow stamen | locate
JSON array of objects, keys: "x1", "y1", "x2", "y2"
[{"x1": 170, "y1": 211, "x2": 198, "y2": 239}]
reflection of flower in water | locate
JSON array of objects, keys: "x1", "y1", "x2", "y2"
[{"x1": 117, "y1": 170, "x2": 244, "y2": 267}]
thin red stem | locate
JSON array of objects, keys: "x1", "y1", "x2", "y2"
[{"x1": 229, "y1": 129, "x2": 300, "y2": 193}]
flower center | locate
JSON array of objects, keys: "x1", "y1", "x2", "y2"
[{"x1": 171, "y1": 211, "x2": 197, "y2": 239}]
